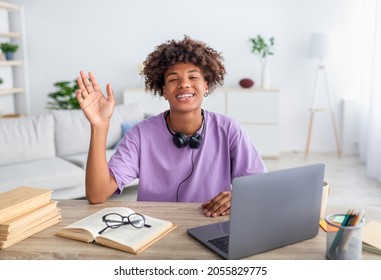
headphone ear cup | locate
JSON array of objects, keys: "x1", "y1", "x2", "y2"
[
  {"x1": 173, "y1": 132, "x2": 188, "y2": 148},
  {"x1": 189, "y1": 133, "x2": 203, "y2": 149}
]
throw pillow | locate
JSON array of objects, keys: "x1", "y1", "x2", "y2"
[{"x1": 114, "y1": 122, "x2": 137, "y2": 149}]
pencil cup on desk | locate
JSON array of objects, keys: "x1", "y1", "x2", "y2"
[{"x1": 325, "y1": 213, "x2": 365, "y2": 260}]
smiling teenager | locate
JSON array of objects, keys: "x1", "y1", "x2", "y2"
[{"x1": 76, "y1": 36, "x2": 266, "y2": 217}]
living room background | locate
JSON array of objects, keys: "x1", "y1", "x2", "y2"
[{"x1": 8, "y1": 0, "x2": 365, "y2": 154}]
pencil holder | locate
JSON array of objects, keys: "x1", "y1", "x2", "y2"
[{"x1": 325, "y1": 214, "x2": 365, "y2": 260}]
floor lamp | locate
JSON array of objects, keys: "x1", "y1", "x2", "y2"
[{"x1": 305, "y1": 33, "x2": 342, "y2": 159}]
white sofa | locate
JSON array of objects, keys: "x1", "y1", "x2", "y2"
[{"x1": 0, "y1": 103, "x2": 144, "y2": 199}]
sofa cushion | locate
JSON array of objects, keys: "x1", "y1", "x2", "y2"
[
  {"x1": 109, "y1": 103, "x2": 145, "y2": 148},
  {"x1": 64, "y1": 149, "x2": 117, "y2": 169},
  {"x1": 53, "y1": 103, "x2": 144, "y2": 157},
  {"x1": 0, "y1": 114, "x2": 55, "y2": 166},
  {"x1": 52, "y1": 109, "x2": 90, "y2": 157},
  {"x1": 51, "y1": 185, "x2": 86, "y2": 200},
  {"x1": 64, "y1": 149, "x2": 139, "y2": 188},
  {"x1": 0, "y1": 157, "x2": 84, "y2": 197},
  {"x1": 114, "y1": 121, "x2": 138, "y2": 148}
]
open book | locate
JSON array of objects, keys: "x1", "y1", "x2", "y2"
[{"x1": 56, "y1": 207, "x2": 176, "y2": 254}]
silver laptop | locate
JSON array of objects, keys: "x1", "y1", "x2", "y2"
[{"x1": 187, "y1": 163, "x2": 325, "y2": 259}]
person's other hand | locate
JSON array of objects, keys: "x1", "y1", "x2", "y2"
[
  {"x1": 201, "y1": 191, "x2": 231, "y2": 217},
  {"x1": 76, "y1": 71, "x2": 115, "y2": 126}
]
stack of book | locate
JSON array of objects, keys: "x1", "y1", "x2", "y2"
[{"x1": 0, "y1": 186, "x2": 62, "y2": 249}]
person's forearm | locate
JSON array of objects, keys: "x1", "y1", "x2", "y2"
[{"x1": 85, "y1": 122, "x2": 116, "y2": 204}]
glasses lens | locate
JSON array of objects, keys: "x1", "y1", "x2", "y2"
[
  {"x1": 129, "y1": 213, "x2": 145, "y2": 228},
  {"x1": 104, "y1": 213, "x2": 123, "y2": 228}
]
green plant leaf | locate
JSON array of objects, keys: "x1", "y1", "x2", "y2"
[
  {"x1": 46, "y1": 79, "x2": 80, "y2": 110},
  {"x1": 249, "y1": 35, "x2": 275, "y2": 58},
  {"x1": 0, "y1": 42, "x2": 19, "y2": 53}
]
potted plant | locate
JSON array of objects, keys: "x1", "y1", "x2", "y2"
[
  {"x1": 249, "y1": 35, "x2": 275, "y2": 58},
  {"x1": 46, "y1": 80, "x2": 80, "y2": 110},
  {"x1": 0, "y1": 42, "x2": 19, "y2": 60},
  {"x1": 249, "y1": 35, "x2": 275, "y2": 89}
]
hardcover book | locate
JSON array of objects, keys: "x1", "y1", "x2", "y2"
[
  {"x1": 0, "y1": 186, "x2": 52, "y2": 223},
  {"x1": 0, "y1": 201, "x2": 59, "y2": 234},
  {"x1": 0, "y1": 212, "x2": 62, "y2": 249}
]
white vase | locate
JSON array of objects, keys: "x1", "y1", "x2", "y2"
[{"x1": 261, "y1": 66, "x2": 270, "y2": 89}]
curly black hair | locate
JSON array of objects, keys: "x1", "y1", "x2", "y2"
[{"x1": 142, "y1": 36, "x2": 226, "y2": 96}]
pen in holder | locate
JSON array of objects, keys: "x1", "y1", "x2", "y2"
[{"x1": 325, "y1": 212, "x2": 365, "y2": 260}]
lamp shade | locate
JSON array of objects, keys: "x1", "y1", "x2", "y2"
[{"x1": 308, "y1": 33, "x2": 333, "y2": 59}]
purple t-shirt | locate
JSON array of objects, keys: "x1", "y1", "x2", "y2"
[{"x1": 108, "y1": 110, "x2": 266, "y2": 202}]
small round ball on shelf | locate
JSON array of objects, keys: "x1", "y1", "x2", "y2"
[{"x1": 239, "y1": 78, "x2": 254, "y2": 88}]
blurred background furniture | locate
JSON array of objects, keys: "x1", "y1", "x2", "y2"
[{"x1": 305, "y1": 33, "x2": 342, "y2": 159}]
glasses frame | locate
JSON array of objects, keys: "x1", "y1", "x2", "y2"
[{"x1": 98, "y1": 212, "x2": 151, "y2": 234}]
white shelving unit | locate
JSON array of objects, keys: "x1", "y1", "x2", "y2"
[
  {"x1": 123, "y1": 87, "x2": 280, "y2": 158},
  {"x1": 0, "y1": 1, "x2": 29, "y2": 117}
]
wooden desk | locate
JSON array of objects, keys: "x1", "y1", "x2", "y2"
[{"x1": 0, "y1": 200, "x2": 380, "y2": 260}]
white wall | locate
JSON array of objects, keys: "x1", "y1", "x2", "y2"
[{"x1": 10, "y1": 0, "x2": 364, "y2": 153}]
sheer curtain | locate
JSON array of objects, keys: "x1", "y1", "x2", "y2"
[{"x1": 359, "y1": 0, "x2": 381, "y2": 181}]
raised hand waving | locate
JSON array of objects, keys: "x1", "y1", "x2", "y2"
[{"x1": 76, "y1": 71, "x2": 115, "y2": 126}]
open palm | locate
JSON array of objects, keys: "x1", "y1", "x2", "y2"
[{"x1": 76, "y1": 71, "x2": 115, "y2": 125}]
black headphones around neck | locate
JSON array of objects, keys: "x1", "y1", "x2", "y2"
[{"x1": 165, "y1": 110, "x2": 205, "y2": 149}]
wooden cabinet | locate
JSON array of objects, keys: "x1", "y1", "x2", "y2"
[
  {"x1": 123, "y1": 87, "x2": 280, "y2": 158},
  {"x1": 0, "y1": 1, "x2": 28, "y2": 117}
]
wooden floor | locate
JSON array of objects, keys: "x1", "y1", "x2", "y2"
[{"x1": 113, "y1": 152, "x2": 381, "y2": 210}]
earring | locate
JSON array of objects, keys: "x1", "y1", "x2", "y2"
[{"x1": 204, "y1": 92, "x2": 208, "y2": 97}]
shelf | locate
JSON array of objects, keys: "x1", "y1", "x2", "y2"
[
  {"x1": 0, "y1": 87, "x2": 24, "y2": 96},
  {"x1": 309, "y1": 108, "x2": 331, "y2": 112},
  {"x1": 0, "y1": 1, "x2": 19, "y2": 11},
  {"x1": 0, "y1": 1, "x2": 28, "y2": 116},
  {"x1": 0, "y1": 60, "x2": 23, "y2": 66},
  {"x1": 0, "y1": 31, "x2": 22, "y2": 38},
  {"x1": 222, "y1": 87, "x2": 280, "y2": 93},
  {"x1": 0, "y1": 113, "x2": 23, "y2": 118}
]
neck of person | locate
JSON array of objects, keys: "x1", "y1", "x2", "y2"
[{"x1": 166, "y1": 108, "x2": 203, "y2": 136}]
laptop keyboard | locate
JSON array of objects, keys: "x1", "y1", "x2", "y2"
[{"x1": 208, "y1": 235, "x2": 229, "y2": 254}]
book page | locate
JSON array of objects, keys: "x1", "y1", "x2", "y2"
[
  {"x1": 0, "y1": 215, "x2": 62, "y2": 249},
  {"x1": 0, "y1": 208, "x2": 61, "y2": 241},
  {"x1": 362, "y1": 221, "x2": 381, "y2": 252},
  {"x1": 95, "y1": 213, "x2": 174, "y2": 253},
  {"x1": 0, "y1": 201, "x2": 58, "y2": 233},
  {"x1": 57, "y1": 207, "x2": 136, "y2": 242}
]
